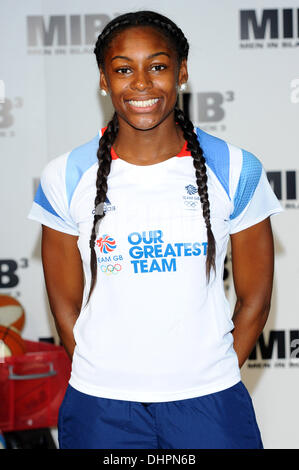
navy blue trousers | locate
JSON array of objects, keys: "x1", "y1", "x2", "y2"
[{"x1": 58, "y1": 381, "x2": 263, "y2": 449}]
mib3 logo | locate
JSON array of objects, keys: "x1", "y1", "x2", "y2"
[
  {"x1": 0, "y1": 259, "x2": 29, "y2": 299},
  {"x1": 240, "y1": 8, "x2": 299, "y2": 48},
  {"x1": 26, "y1": 14, "x2": 118, "y2": 55},
  {"x1": 0, "y1": 97, "x2": 23, "y2": 138},
  {"x1": 267, "y1": 170, "x2": 299, "y2": 209},
  {"x1": 177, "y1": 90, "x2": 234, "y2": 133},
  {"x1": 248, "y1": 330, "x2": 299, "y2": 369}
]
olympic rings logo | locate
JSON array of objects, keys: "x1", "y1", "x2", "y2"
[
  {"x1": 100, "y1": 263, "x2": 122, "y2": 274},
  {"x1": 184, "y1": 200, "x2": 198, "y2": 208}
]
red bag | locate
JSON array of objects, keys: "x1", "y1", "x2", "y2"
[{"x1": 0, "y1": 340, "x2": 71, "y2": 431}]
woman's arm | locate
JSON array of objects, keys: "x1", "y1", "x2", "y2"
[
  {"x1": 230, "y1": 217, "x2": 274, "y2": 368},
  {"x1": 41, "y1": 225, "x2": 84, "y2": 360}
]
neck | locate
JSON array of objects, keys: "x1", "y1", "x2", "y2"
[{"x1": 113, "y1": 113, "x2": 185, "y2": 165}]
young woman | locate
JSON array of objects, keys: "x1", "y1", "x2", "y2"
[{"x1": 28, "y1": 11, "x2": 283, "y2": 449}]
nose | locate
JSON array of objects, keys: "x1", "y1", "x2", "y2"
[{"x1": 131, "y1": 69, "x2": 153, "y2": 91}]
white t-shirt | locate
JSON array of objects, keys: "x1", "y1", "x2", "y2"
[{"x1": 28, "y1": 127, "x2": 283, "y2": 402}]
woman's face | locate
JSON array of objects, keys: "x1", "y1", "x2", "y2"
[{"x1": 100, "y1": 26, "x2": 188, "y2": 131}]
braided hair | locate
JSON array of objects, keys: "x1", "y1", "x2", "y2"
[{"x1": 86, "y1": 11, "x2": 216, "y2": 304}]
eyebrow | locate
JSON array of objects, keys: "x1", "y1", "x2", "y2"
[{"x1": 111, "y1": 52, "x2": 171, "y2": 62}]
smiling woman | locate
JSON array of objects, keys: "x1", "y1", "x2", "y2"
[
  {"x1": 27, "y1": 10, "x2": 283, "y2": 449},
  {"x1": 100, "y1": 26, "x2": 187, "y2": 136}
]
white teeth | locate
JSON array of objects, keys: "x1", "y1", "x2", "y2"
[{"x1": 128, "y1": 98, "x2": 159, "y2": 107}]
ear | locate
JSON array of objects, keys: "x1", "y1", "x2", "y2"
[
  {"x1": 99, "y1": 69, "x2": 109, "y2": 94},
  {"x1": 178, "y1": 59, "x2": 188, "y2": 87}
]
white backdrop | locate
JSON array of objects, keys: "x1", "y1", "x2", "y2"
[{"x1": 0, "y1": 0, "x2": 298, "y2": 449}]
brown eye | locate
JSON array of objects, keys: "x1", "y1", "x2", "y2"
[
  {"x1": 151, "y1": 64, "x2": 166, "y2": 72},
  {"x1": 116, "y1": 67, "x2": 131, "y2": 74}
]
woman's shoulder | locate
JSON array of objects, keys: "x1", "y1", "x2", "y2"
[
  {"x1": 195, "y1": 126, "x2": 261, "y2": 167},
  {"x1": 195, "y1": 127, "x2": 263, "y2": 201}
]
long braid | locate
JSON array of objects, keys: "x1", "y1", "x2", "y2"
[
  {"x1": 85, "y1": 113, "x2": 118, "y2": 305},
  {"x1": 175, "y1": 106, "x2": 216, "y2": 280}
]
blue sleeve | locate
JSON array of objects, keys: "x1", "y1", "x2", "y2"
[
  {"x1": 229, "y1": 150, "x2": 283, "y2": 234},
  {"x1": 27, "y1": 154, "x2": 80, "y2": 235}
]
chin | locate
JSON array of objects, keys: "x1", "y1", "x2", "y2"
[{"x1": 127, "y1": 117, "x2": 161, "y2": 131}]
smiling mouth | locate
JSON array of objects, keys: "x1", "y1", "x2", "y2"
[{"x1": 128, "y1": 98, "x2": 159, "y2": 108}]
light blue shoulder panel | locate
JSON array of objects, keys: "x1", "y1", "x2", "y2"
[
  {"x1": 65, "y1": 134, "x2": 99, "y2": 207},
  {"x1": 196, "y1": 127, "x2": 230, "y2": 200},
  {"x1": 230, "y1": 149, "x2": 262, "y2": 220}
]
